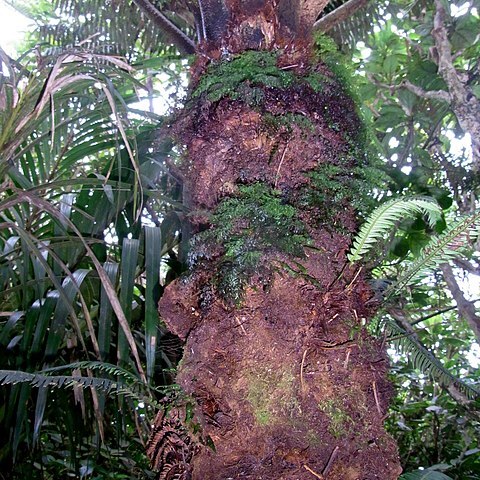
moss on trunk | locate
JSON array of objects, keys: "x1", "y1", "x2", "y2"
[{"x1": 149, "y1": 22, "x2": 402, "y2": 480}]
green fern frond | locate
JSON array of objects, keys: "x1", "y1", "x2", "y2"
[
  {"x1": 0, "y1": 370, "x2": 117, "y2": 392},
  {"x1": 385, "y1": 320, "x2": 479, "y2": 401},
  {"x1": 348, "y1": 197, "x2": 442, "y2": 263},
  {"x1": 42, "y1": 361, "x2": 141, "y2": 384},
  {"x1": 387, "y1": 211, "x2": 480, "y2": 297},
  {"x1": 1, "y1": 361, "x2": 173, "y2": 403},
  {"x1": 42, "y1": 361, "x2": 179, "y2": 397}
]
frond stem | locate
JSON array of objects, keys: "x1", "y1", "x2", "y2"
[
  {"x1": 132, "y1": 0, "x2": 196, "y2": 54},
  {"x1": 313, "y1": 0, "x2": 370, "y2": 32}
]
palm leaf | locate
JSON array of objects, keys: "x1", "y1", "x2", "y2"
[
  {"x1": 24, "y1": 0, "x2": 194, "y2": 56},
  {"x1": 316, "y1": 0, "x2": 430, "y2": 49},
  {"x1": 117, "y1": 238, "x2": 141, "y2": 368},
  {"x1": 0, "y1": 44, "x2": 163, "y2": 472},
  {"x1": 144, "y1": 226, "x2": 162, "y2": 382},
  {"x1": 98, "y1": 261, "x2": 119, "y2": 361}
]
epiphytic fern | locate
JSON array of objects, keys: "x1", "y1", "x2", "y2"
[
  {"x1": 0, "y1": 361, "x2": 175, "y2": 407},
  {"x1": 348, "y1": 196, "x2": 442, "y2": 263},
  {"x1": 386, "y1": 211, "x2": 480, "y2": 298},
  {"x1": 383, "y1": 318, "x2": 479, "y2": 401},
  {"x1": 0, "y1": 370, "x2": 117, "y2": 392}
]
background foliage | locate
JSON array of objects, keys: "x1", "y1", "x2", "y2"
[{"x1": 0, "y1": 0, "x2": 479, "y2": 478}]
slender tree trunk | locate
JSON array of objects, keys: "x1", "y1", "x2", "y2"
[{"x1": 149, "y1": 2, "x2": 402, "y2": 478}]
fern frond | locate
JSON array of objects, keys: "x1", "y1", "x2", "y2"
[
  {"x1": 42, "y1": 361, "x2": 141, "y2": 384},
  {"x1": 42, "y1": 361, "x2": 178, "y2": 397},
  {"x1": 387, "y1": 211, "x2": 480, "y2": 297},
  {"x1": 348, "y1": 196, "x2": 442, "y2": 263},
  {"x1": 0, "y1": 368, "x2": 164, "y2": 407},
  {"x1": 0, "y1": 370, "x2": 117, "y2": 392},
  {"x1": 385, "y1": 320, "x2": 480, "y2": 401}
]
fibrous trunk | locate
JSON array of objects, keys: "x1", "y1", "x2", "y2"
[{"x1": 149, "y1": 3, "x2": 402, "y2": 479}]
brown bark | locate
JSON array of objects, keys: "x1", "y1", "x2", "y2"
[{"x1": 149, "y1": 3, "x2": 402, "y2": 479}]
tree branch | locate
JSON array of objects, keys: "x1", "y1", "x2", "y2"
[
  {"x1": 431, "y1": 0, "x2": 480, "y2": 170},
  {"x1": 401, "y1": 80, "x2": 451, "y2": 102},
  {"x1": 297, "y1": 0, "x2": 330, "y2": 30},
  {"x1": 441, "y1": 263, "x2": 480, "y2": 343},
  {"x1": 132, "y1": 0, "x2": 196, "y2": 54},
  {"x1": 313, "y1": 0, "x2": 370, "y2": 32},
  {"x1": 410, "y1": 305, "x2": 457, "y2": 326},
  {"x1": 453, "y1": 258, "x2": 480, "y2": 276},
  {"x1": 432, "y1": 0, "x2": 464, "y2": 97},
  {"x1": 447, "y1": 384, "x2": 480, "y2": 419}
]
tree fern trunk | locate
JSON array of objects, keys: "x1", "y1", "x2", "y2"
[{"x1": 150, "y1": 3, "x2": 402, "y2": 478}]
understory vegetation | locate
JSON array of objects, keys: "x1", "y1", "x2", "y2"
[{"x1": 0, "y1": 0, "x2": 479, "y2": 478}]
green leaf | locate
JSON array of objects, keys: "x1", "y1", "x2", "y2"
[
  {"x1": 98, "y1": 262, "x2": 119, "y2": 361},
  {"x1": 450, "y1": 15, "x2": 480, "y2": 51},
  {"x1": 33, "y1": 386, "x2": 48, "y2": 444},
  {"x1": 45, "y1": 269, "x2": 91, "y2": 361},
  {"x1": 30, "y1": 293, "x2": 58, "y2": 357},
  {"x1": 399, "y1": 470, "x2": 454, "y2": 480},
  {"x1": 383, "y1": 55, "x2": 399, "y2": 76},
  {"x1": 390, "y1": 236, "x2": 410, "y2": 257},
  {"x1": 397, "y1": 89, "x2": 417, "y2": 112},
  {"x1": 144, "y1": 227, "x2": 162, "y2": 382},
  {"x1": 117, "y1": 238, "x2": 140, "y2": 367},
  {"x1": 0, "y1": 312, "x2": 24, "y2": 347}
]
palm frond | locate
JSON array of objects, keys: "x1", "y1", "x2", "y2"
[
  {"x1": 317, "y1": 0, "x2": 430, "y2": 50},
  {"x1": 0, "y1": 42, "x2": 180, "y2": 474},
  {"x1": 348, "y1": 196, "x2": 442, "y2": 263},
  {"x1": 31, "y1": 0, "x2": 195, "y2": 56},
  {"x1": 387, "y1": 211, "x2": 480, "y2": 297}
]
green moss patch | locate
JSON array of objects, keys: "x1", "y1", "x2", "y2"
[
  {"x1": 192, "y1": 51, "x2": 295, "y2": 102},
  {"x1": 318, "y1": 398, "x2": 352, "y2": 438},
  {"x1": 192, "y1": 50, "x2": 343, "y2": 105},
  {"x1": 298, "y1": 160, "x2": 389, "y2": 225},
  {"x1": 262, "y1": 112, "x2": 315, "y2": 134},
  {"x1": 246, "y1": 367, "x2": 299, "y2": 426},
  {"x1": 189, "y1": 183, "x2": 310, "y2": 304}
]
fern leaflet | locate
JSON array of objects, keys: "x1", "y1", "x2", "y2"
[
  {"x1": 0, "y1": 364, "x2": 170, "y2": 407},
  {"x1": 348, "y1": 196, "x2": 442, "y2": 263},
  {"x1": 385, "y1": 319, "x2": 479, "y2": 401},
  {"x1": 386, "y1": 211, "x2": 480, "y2": 297},
  {"x1": 0, "y1": 370, "x2": 117, "y2": 392}
]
